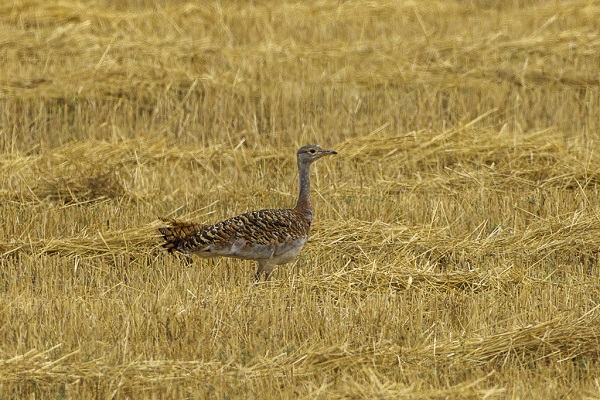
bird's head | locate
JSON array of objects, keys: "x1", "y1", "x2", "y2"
[{"x1": 297, "y1": 145, "x2": 337, "y2": 164}]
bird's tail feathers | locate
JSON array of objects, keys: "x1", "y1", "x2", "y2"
[{"x1": 158, "y1": 217, "x2": 204, "y2": 253}]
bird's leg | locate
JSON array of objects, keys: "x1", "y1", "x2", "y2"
[
  {"x1": 254, "y1": 261, "x2": 275, "y2": 281},
  {"x1": 254, "y1": 261, "x2": 266, "y2": 281},
  {"x1": 263, "y1": 264, "x2": 275, "y2": 281}
]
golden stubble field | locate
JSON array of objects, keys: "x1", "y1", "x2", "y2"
[{"x1": 1, "y1": 0, "x2": 600, "y2": 398}]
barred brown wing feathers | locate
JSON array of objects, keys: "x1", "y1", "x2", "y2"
[
  {"x1": 235, "y1": 209, "x2": 311, "y2": 244},
  {"x1": 208, "y1": 209, "x2": 308, "y2": 244}
]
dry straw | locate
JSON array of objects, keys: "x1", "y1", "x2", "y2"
[{"x1": 1, "y1": 0, "x2": 600, "y2": 398}]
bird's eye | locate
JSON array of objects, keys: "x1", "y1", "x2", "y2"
[{"x1": 309, "y1": 149, "x2": 316, "y2": 154}]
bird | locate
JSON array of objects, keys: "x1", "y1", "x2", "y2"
[{"x1": 158, "y1": 145, "x2": 337, "y2": 280}]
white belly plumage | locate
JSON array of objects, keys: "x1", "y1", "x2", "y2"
[{"x1": 195, "y1": 236, "x2": 308, "y2": 265}]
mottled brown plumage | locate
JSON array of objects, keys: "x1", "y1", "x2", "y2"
[{"x1": 159, "y1": 145, "x2": 337, "y2": 280}]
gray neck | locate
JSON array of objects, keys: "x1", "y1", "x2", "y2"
[{"x1": 294, "y1": 159, "x2": 313, "y2": 220}]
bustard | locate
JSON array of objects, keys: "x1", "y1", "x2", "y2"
[{"x1": 158, "y1": 145, "x2": 337, "y2": 280}]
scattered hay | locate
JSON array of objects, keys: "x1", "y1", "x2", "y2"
[
  {"x1": 1, "y1": 310, "x2": 597, "y2": 397},
  {"x1": 29, "y1": 164, "x2": 125, "y2": 204},
  {"x1": 0, "y1": 224, "x2": 159, "y2": 258},
  {"x1": 1, "y1": 0, "x2": 600, "y2": 398}
]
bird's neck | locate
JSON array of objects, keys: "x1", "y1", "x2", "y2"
[{"x1": 294, "y1": 160, "x2": 313, "y2": 221}]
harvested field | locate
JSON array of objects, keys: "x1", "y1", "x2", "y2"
[{"x1": 1, "y1": 0, "x2": 600, "y2": 398}]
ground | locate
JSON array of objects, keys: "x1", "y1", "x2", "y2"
[{"x1": 1, "y1": 0, "x2": 600, "y2": 398}]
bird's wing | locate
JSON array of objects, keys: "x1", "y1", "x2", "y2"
[{"x1": 159, "y1": 209, "x2": 311, "y2": 256}]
